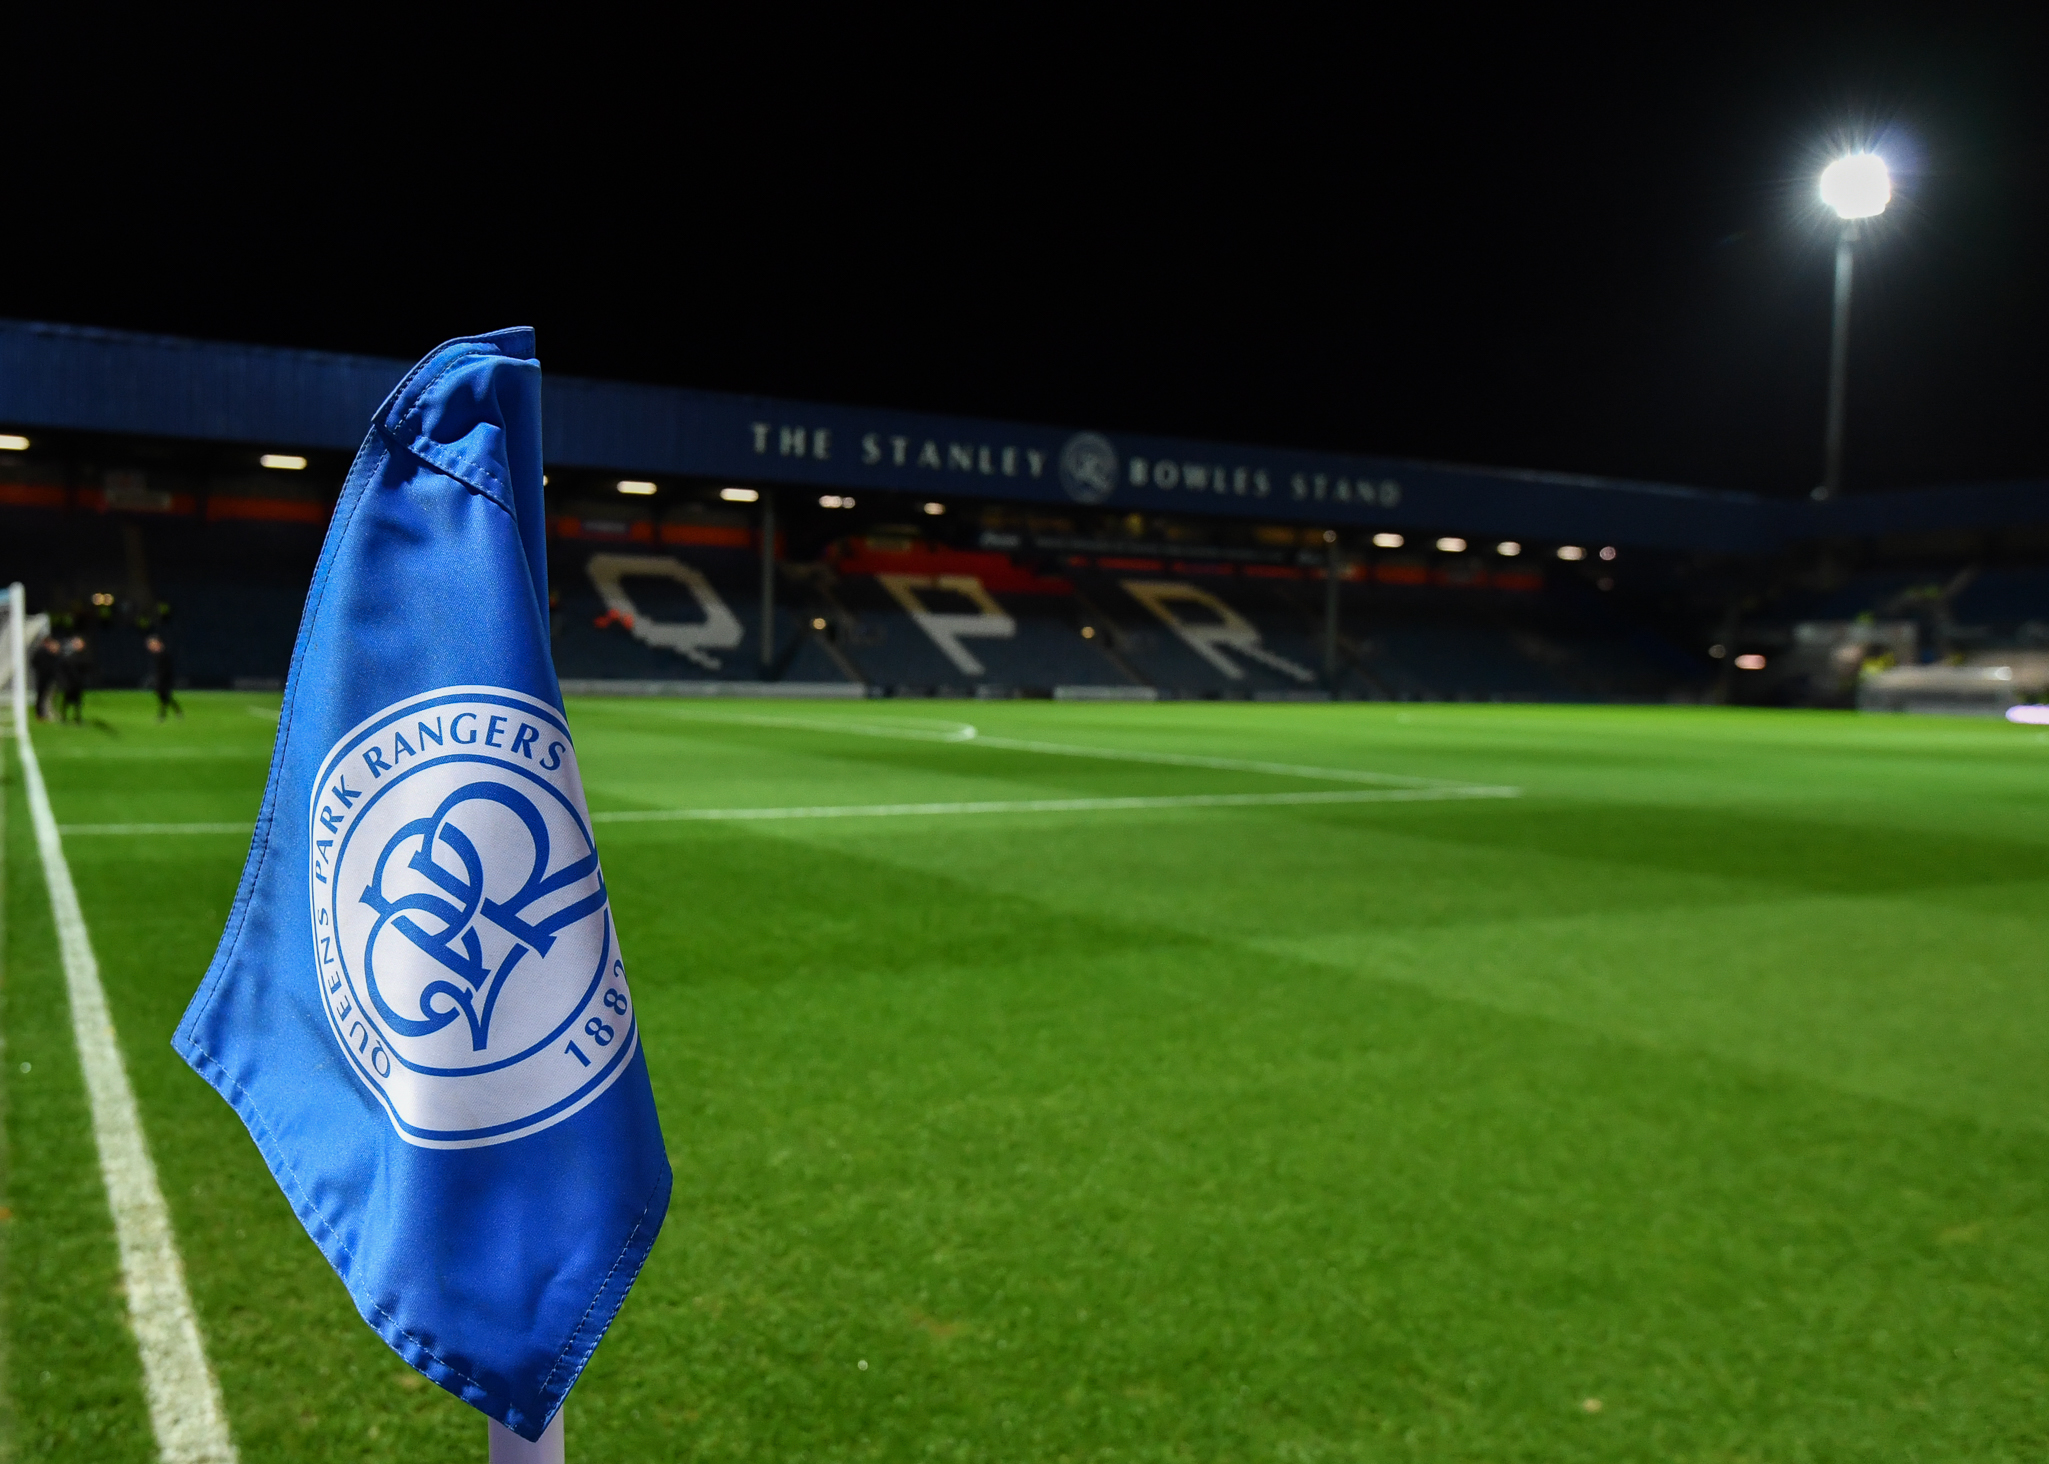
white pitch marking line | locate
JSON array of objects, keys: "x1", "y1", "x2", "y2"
[
  {"x1": 59, "y1": 823, "x2": 253, "y2": 836},
  {"x1": 12, "y1": 713, "x2": 239, "y2": 1459},
  {"x1": 592, "y1": 785, "x2": 1518, "y2": 825},
  {"x1": 53, "y1": 784, "x2": 1519, "y2": 840},
  {"x1": 669, "y1": 711, "x2": 1474, "y2": 789}
]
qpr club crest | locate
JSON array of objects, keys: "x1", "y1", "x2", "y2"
[
  {"x1": 308, "y1": 687, "x2": 636, "y2": 1149},
  {"x1": 1057, "y1": 432, "x2": 1119, "y2": 505}
]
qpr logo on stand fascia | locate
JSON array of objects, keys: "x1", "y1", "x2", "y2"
[{"x1": 308, "y1": 686, "x2": 636, "y2": 1150}]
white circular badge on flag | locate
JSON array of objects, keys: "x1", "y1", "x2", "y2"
[{"x1": 307, "y1": 686, "x2": 636, "y2": 1148}]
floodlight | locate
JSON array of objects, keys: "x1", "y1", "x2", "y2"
[
  {"x1": 1372, "y1": 532, "x2": 1403, "y2": 549},
  {"x1": 923, "y1": 502, "x2": 946, "y2": 515},
  {"x1": 1557, "y1": 545, "x2": 1586, "y2": 561},
  {"x1": 260, "y1": 453, "x2": 307, "y2": 470},
  {"x1": 1820, "y1": 153, "x2": 1890, "y2": 220},
  {"x1": 0, "y1": 434, "x2": 28, "y2": 451},
  {"x1": 616, "y1": 480, "x2": 656, "y2": 495},
  {"x1": 1496, "y1": 541, "x2": 1521, "y2": 557},
  {"x1": 1435, "y1": 536, "x2": 1466, "y2": 553},
  {"x1": 720, "y1": 487, "x2": 760, "y2": 503}
]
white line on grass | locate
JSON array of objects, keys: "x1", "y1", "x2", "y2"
[
  {"x1": 670, "y1": 710, "x2": 1488, "y2": 790},
  {"x1": 592, "y1": 785, "x2": 1518, "y2": 824},
  {"x1": 59, "y1": 823, "x2": 253, "y2": 836},
  {"x1": 65, "y1": 784, "x2": 1521, "y2": 840},
  {"x1": 12, "y1": 718, "x2": 238, "y2": 1459}
]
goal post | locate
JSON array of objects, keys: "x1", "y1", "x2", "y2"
[{"x1": 4, "y1": 582, "x2": 49, "y2": 735}]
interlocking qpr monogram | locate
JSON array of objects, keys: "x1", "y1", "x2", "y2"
[{"x1": 308, "y1": 687, "x2": 637, "y2": 1148}]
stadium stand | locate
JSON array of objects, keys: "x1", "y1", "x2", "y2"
[{"x1": 2, "y1": 318, "x2": 2045, "y2": 708}]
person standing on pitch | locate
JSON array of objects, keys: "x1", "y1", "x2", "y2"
[
  {"x1": 32, "y1": 633, "x2": 59, "y2": 720},
  {"x1": 58, "y1": 634, "x2": 90, "y2": 723},
  {"x1": 145, "y1": 634, "x2": 182, "y2": 720}
]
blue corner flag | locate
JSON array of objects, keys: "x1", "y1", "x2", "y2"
[{"x1": 173, "y1": 329, "x2": 671, "y2": 1441}]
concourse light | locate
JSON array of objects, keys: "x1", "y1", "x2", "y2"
[
  {"x1": 1557, "y1": 544, "x2": 1586, "y2": 561},
  {"x1": 922, "y1": 501, "x2": 946, "y2": 516},
  {"x1": 811, "y1": 617, "x2": 828, "y2": 631},
  {"x1": 1372, "y1": 532, "x2": 1404, "y2": 549},
  {"x1": 1820, "y1": 153, "x2": 1890, "y2": 220},
  {"x1": 1435, "y1": 536, "x2": 1466, "y2": 553},
  {"x1": 1599, "y1": 545, "x2": 1618, "y2": 561},
  {"x1": 1709, "y1": 644, "x2": 1727, "y2": 659},
  {"x1": 1735, "y1": 653, "x2": 1767, "y2": 671},
  {"x1": 1496, "y1": 541, "x2": 1521, "y2": 557},
  {"x1": 720, "y1": 487, "x2": 760, "y2": 503},
  {"x1": 1081, "y1": 625, "x2": 1097, "y2": 639},
  {"x1": 260, "y1": 453, "x2": 307, "y2": 471},
  {"x1": 0, "y1": 433, "x2": 28, "y2": 451},
  {"x1": 617, "y1": 480, "x2": 656, "y2": 495},
  {"x1": 820, "y1": 494, "x2": 856, "y2": 508}
]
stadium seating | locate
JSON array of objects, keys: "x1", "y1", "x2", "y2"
[{"x1": 3, "y1": 495, "x2": 1715, "y2": 702}]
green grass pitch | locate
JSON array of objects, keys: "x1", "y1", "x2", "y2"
[{"x1": 6, "y1": 691, "x2": 2049, "y2": 1460}]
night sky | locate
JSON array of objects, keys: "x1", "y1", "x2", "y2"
[{"x1": 11, "y1": 13, "x2": 2045, "y2": 498}]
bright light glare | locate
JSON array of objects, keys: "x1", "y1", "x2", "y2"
[
  {"x1": 1372, "y1": 532, "x2": 1403, "y2": 549},
  {"x1": 1435, "y1": 536, "x2": 1466, "y2": 553},
  {"x1": 720, "y1": 487, "x2": 760, "y2": 503},
  {"x1": 616, "y1": 480, "x2": 656, "y2": 495},
  {"x1": 260, "y1": 453, "x2": 307, "y2": 471},
  {"x1": 1557, "y1": 545, "x2": 1586, "y2": 561},
  {"x1": 2006, "y1": 705, "x2": 2049, "y2": 726},
  {"x1": 922, "y1": 502, "x2": 946, "y2": 515},
  {"x1": 811, "y1": 617, "x2": 828, "y2": 630},
  {"x1": 0, "y1": 434, "x2": 28, "y2": 451},
  {"x1": 1735, "y1": 653, "x2": 1767, "y2": 671},
  {"x1": 1496, "y1": 541, "x2": 1521, "y2": 557},
  {"x1": 820, "y1": 494, "x2": 856, "y2": 508},
  {"x1": 1820, "y1": 153, "x2": 1890, "y2": 220},
  {"x1": 1599, "y1": 545, "x2": 1618, "y2": 561},
  {"x1": 1081, "y1": 626, "x2": 1097, "y2": 639}
]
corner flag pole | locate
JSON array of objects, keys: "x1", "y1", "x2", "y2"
[{"x1": 488, "y1": 1406, "x2": 564, "y2": 1461}]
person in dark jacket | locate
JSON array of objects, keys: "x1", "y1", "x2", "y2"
[
  {"x1": 31, "y1": 634, "x2": 59, "y2": 721},
  {"x1": 146, "y1": 635, "x2": 183, "y2": 721},
  {"x1": 58, "y1": 635, "x2": 90, "y2": 724}
]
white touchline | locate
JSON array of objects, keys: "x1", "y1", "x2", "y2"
[
  {"x1": 591, "y1": 786, "x2": 1518, "y2": 824},
  {"x1": 11, "y1": 713, "x2": 239, "y2": 1459},
  {"x1": 670, "y1": 710, "x2": 1482, "y2": 789}
]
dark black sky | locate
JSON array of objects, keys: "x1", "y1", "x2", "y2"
[{"x1": 10, "y1": 12, "x2": 2046, "y2": 496}]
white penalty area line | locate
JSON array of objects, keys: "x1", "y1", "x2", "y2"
[
  {"x1": 592, "y1": 784, "x2": 1518, "y2": 825},
  {"x1": 10, "y1": 719, "x2": 238, "y2": 1456},
  {"x1": 669, "y1": 710, "x2": 1489, "y2": 791}
]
